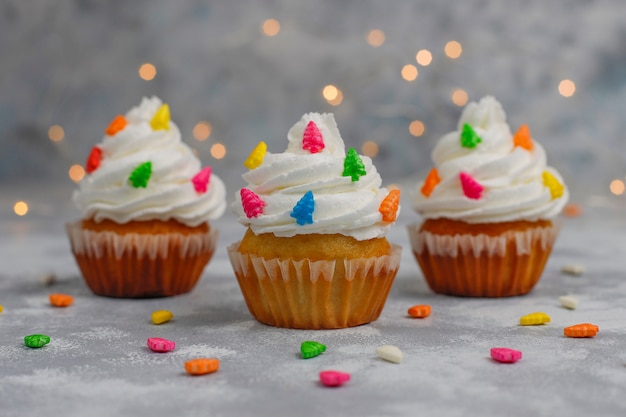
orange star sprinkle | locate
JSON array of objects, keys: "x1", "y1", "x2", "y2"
[
  {"x1": 421, "y1": 168, "x2": 440, "y2": 197},
  {"x1": 379, "y1": 189, "x2": 400, "y2": 222},
  {"x1": 564, "y1": 323, "x2": 599, "y2": 338},
  {"x1": 513, "y1": 124, "x2": 534, "y2": 151},
  {"x1": 105, "y1": 115, "x2": 127, "y2": 136}
]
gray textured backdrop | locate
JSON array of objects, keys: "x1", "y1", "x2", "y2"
[{"x1": 2, "y1": 0, "x2": 626, "y2": 205}]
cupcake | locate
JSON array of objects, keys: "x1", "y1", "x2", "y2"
[
  {"x1": 228, "y1": 113, "x2": 401, "y2": 329},
  {"x1": 67, "y1": 96, "x2": 226, "y2": 298},
  {"x1": 409, "y1": 96, "x2": 568, "y2": 297}
]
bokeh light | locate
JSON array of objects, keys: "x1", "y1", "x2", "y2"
[
  {"x1": 14, "y1": 201, "x2": 28, "y2": 216},
  {"x1": 559, "y1": 79, "x2": 576, "y2": 97},
  {"x1": 444, "y1": 41, "x2": 463, "y2": 59},
  {"x1": 322, "y1": 85, "x2": 339, "y2": 101},
  {"x1": 401, "y1": 64, "x2": 418, "y2": 81},
  {"x1": 138, "y1": 63, "x2": 156, "y2": 81},
  {"x1": 210, "y1": 143, "x2": 226, "y2": 159},
  {"x1": 261, "y1": 18, "x2": 280, "y2": 36},
  {"x1": 366, "y1": 29, "x2": 385, "y2": 47},
  {"x1": 415, "y1": 49, "x2": 433, "y2": 66},
  {"x1": 409, "y1": 120, "x2": 426, "y2": 137},
  {"x1": 193, "y1": 121, "x2": 213, "y2": 141},
  {"x1": 610, "y1": 179, "x2": 625, "y2": 195},
  {"x1": 48, "y1": 125, "x2": 64, "y2": 142},
  {"x1": 68, "y1": 164, "x2": 85, "y2": 183},
  {"x1": 451, "y1": 89, "x2": 469, "y2": 106},
  {"x1": 361, "y1": 141, "x2": 379, "y2": 157}
]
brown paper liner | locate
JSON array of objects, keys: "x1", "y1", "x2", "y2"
[
  {"x1": 408, "y1": 222, "x2": 559, "y2": 297},
  {"x1": 227, "y1": 243, "x2": 402, "y2": 329},
  {"x1": 66, "y1": 221, "x2": 218, "y2": 298}
]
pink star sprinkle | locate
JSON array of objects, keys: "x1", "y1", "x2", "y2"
[
  {"x1": 460, "y1": 172, "x2": 484, "y2": 199},
  {"x1": 302, "y1": 121, "x2": 325, "y2": 154},
  {"x1": 192, "y1": 167, "x2": 212, "y2": 193},
  {"x1": 319, "y1": 370, "x2": 351, "y2": 387},
  {"x1": 147, "y1": 337, "x2": 176, "y2": 353},
  {"x1": 241, "y1": 188, "x2": 266, "y2": 218},
  {"x1": 490, "y1": 348, "x2": 522, "y2": 363}
]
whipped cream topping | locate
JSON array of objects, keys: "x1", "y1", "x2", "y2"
[
  {"x1": 233, "y1": 113, "x2": 398, "y2": 240},
  {"x1": 73, "y1": 96, "x2": 226, "y2": 226},
  {"x1": 413, "y1": 96, "x2": 568, "y2": 223}
]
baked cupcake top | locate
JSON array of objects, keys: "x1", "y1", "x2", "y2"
[
  {"x1": 413, "y1": 95, "x2": 568, "y2": 223},
  {"x1": 73, "y1": 96, "x2": 226, "y2": 227},
  {"x1": 233, "y1": 113, "x2": 400, "y2": 240}
]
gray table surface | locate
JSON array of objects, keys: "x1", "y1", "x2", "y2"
[{"x1": 1, "y1": 198, "x2": 625, "y2": 417}]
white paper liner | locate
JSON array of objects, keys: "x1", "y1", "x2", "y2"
[
  {"x1": 408, "y1": 222, "x2": 559, "y2": 257},
  {"x1": 66, "y1": 220, "x2": 218, "y2": 261}
]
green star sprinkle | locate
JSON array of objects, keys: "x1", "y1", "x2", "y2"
[
  {"x1": 342, "y1": 147, "x2": 367, "y2": 181},
  {"x1": 24, "y1": 334, "x2": 51, "y2": 348},
  {"x1": 129, "y1": 161, "x2": 152, "y2": 188},
  {"x1": 460, "y1": 123, "x2": 482, "y2": 149},
  {"x1": 300, "y1": 340, "x2": 326, "y2": 359}
]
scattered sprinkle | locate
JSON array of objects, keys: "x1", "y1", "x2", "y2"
[
  {"x1": 291, "y1": 191, "x2": 315, "y2": 225},
  {"x1": 543, "y1": 171, "x2": 564, "y2": 199},
  {"x1": 563, "y1": 203, "x2": 582, "y2": 217},
  {"x1": 244, "y1": 141, "x2": 267, "y2": 169},
  {"x1": 421, "y1": 168, "x2": 440, "y2": 197},
  {"x1": 559, "y1": 295, "x2": 579, "y2": 310},
  {"x1": 407, "y1": 304, "x2": 431, "y2": 318},
  {"x1": 39, "y1": 273, "x2": 57, "y2": 286},
  {"x1": 512, "y1": 124, "x2": 533, "y2": 151},
  {"x1": 460, "y1": 123, "x2": 482, "y2": 148},
  {"x1": 342, "y1": 147, "x2": 366, "y2": 181},
  {"x1": 319, "y1": 370, "x2": 350, "y2": 387},
  {"x1": 302, "y1": 121, "x2": 325, "y2": 154},
  {"x1": 185, "y1": 358, "x2": 220, "y2": 375},
  {"x1": 460, "y1": 172, "x2": 483, "y2": 199},
  {"x1": 151, "y1": 310, "x2": 173, "y2": 325},
  {"x1": 128, "y1": 161, "x2": 152, "y2": 188},
  {"x1": 85, "y1": 146, "x2": 103, "y2": 174},
  {"x1": 561, "y1": 264, "x2": 585, "y2": 276},
  {"x1": 519, "y1": 312, "x2": 551, "y2": 326},
  {"x1": 376, "y1": 345, "x2": 403, "y2": 364},
  {"x1": 147, "y1": 337, "x2": 176, "y2": 353},
  {"x1": 24, "y1": 334, "x2": 51, "y2": 348},
  {"x1": 490, "y1": 348, "x2": 522, "y2": 363},
  {"x1": 192, "y1": 167, "x2": 212, "y2": 193},
  {"x1": 150, "y1": 103, "x2": 171, "y2": 131},
  {"x1": 0, "y1": 305, "x2": 3, "y2": 313},
  {"x1": 49, "y1": 293, "x2": 74, "y2": 308},
  {"x1": 379, "y1": 189, "x2": 400, "y2": 222},
  {"x1": 564, "y1": 323, "x2": 598, "y2": 338},
  {"x1": 105, "y1": 114, "x2": 128, "y2": 136},
  {"x1": 241, "y1": 188, "x2": 266, "y2": 218},
  {"x1": 300, "y1": 341, "x2": 326, "y2": 359}
]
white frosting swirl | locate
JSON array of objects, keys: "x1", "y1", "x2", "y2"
[
  {"x1": 73, "y1": 96, "x2": 226, "y2": 226},
  {"x1": 233, "y1": 113, "x2": 398, "y2": 240},
  {"x1": 413, "y1": 96, "x2": 568, "y2": 223}
]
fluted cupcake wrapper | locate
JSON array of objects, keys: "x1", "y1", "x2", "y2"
[
  {"x1": 66, "y1": 221, "x2": 218, "y2": 298},
  {"x1": 408, "y1": 223, "x2": 559, "y2": 297},
  {"x1": 227, "y1": 243, "x2": 401, "y2": 329}
]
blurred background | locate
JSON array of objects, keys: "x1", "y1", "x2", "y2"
[{"x1": 2, "y1": 0, "x2": 626, "y2": 223}]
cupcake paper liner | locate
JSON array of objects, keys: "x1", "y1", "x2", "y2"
[
  {"x1": 66, "y1": 221, "x2": 218, "y2": 298},
  {"x1": 227, "y1": 243, "x2": 401, "y2": 329},
  {"x1": 408, "y1": 223, "x2": 559, "y2": 297}
]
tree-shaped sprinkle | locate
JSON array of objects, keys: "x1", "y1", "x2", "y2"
[
  {"x1": 291, "y1": 191, "x2": 315, "y2": 225},
  {"x1": 379, "y1": 189, "x2": 400, "y2": 222},
  {"x1": 105, "y1": 115, "x2": 127, "y2": 136},
  {"x1": 241, "y1": 188, "x2": 266, "y2": 218},
  {"x1": 542, "y1": 171, "x2": 564, "y2": 199},
  {"x1": 85, "y1": 146, "x2": 103, "y2": 174},
  {"x1": 459, "y1": 172, "x2": 483, "y2": 199},
  {"x1": 513, "y1": 124, "x2": 534, "y2": 151},
  {"x1": 128, "y1": 162, "x2": 152, "y2": 188},
  {"x1": 192, "y1": 167, "x2": 212, "y2": 194},
  {"x1": 460, "y1": 123, "x2": 482, "y2": 149},
  {"x1": 421, "y1": 168, "x2": 441, "y2": 197},
  {"x1": 150, "y1": 104, "x2": 170, "y2": 131},
  {"x1": 302, "y1": 121, "x2": 325, "y2": 154},
  {"x1": 244, "y1": 141, "x2": 267, "y2": 169},
  {"x1": 342, "y1": 148, "x2": 366, "y2": 181}
]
